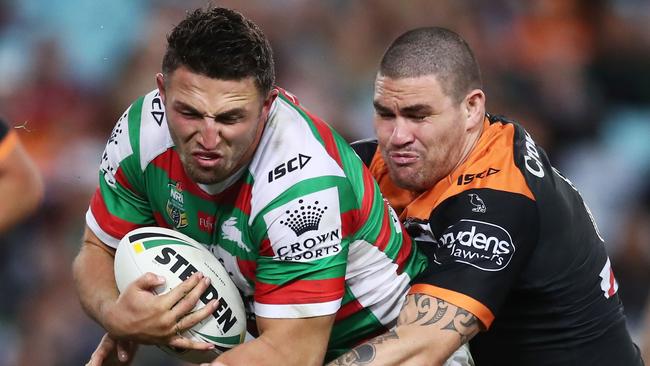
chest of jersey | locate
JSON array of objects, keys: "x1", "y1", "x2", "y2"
[{"x1": 147, "y1": 169, "x2": 258, "y2": 296}]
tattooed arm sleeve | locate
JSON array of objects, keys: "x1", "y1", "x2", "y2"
[{"x1": 327, "y1": 294, "x2": 479, "y2": 366}]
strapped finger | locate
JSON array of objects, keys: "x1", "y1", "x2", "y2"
[{"x1": 161, "y1": 271, "x2": 204, "y2": 308}]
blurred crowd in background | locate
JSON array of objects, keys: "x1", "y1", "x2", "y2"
[{"x1": 1, "y1": 0, "x2": 649, "y2": 365}]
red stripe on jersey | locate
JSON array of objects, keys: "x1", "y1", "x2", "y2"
[
  {"x1": 360, "y1": 167, "x2": 377, "y2": 219},
  {"x1": 302, "y1": 109, "x2": 342, "y2": 168},
  {"x1": 153, "y1": 211, "x2": 171, "y2": 228},
  {"x1": 90, "y1": 188, "x2": 140, "y2": 238},
  {"x1": 340, "y1": 210, "x2": 358, "y2": 237},
  {"x1": 237, "y1": 258, "x2": 257, "y2": 283},
  {"x1": 255, "y1": 277, "x2": 344, "y2": 305},
  {"x1": 151, "y1": 150, "x2": 215, "y2": 201},
  {"x1": 608, "y1": 268, "x2": 617, "y2": 297},
  {"x1": 276, "y1": 87, "x2": 300, "y2": 105},
  {"x1": 394, "y1": 231, "x2": 413, "y2": 274},
  {"x1": 335, "y1": 298, "x2": 363, "y2": 322},
  {"x1": 114, "y1": 167, "x2": 135, "y2": 194},
  {"x1": 214, "y1": 181, "x2": 252, "y2": 216},
  {"x1": 372, "y1": 203, "x2": 392, "y2": 252},
  {"x1": 259, "y1": 238, "x2": 274, "y2": 257}
]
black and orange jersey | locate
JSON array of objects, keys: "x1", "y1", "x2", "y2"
[
  {"x1": 353, "y1": 115, "x2": 642, "y2": 365},
  {"x1": 0, "y1": 118, "x2": 17, "y2": 163}
]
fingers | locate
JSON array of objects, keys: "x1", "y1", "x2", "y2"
[
  {"x1": 116, "y1": 339, "x2": 138, "y2": 364},
  {"x1": 168, "y1": 334, "x2": 216, "y2": 351},
  {"x1": 166, "y1": 272, "x2": 211, "y2": 315},
  {"x1": 176, "y1": 299, "x2": 220, "y2": 332},
  {"x1": 132, "y1": 272, "x2": 166, "y2": 291},
  {"x1": 87, "y1": 334, "x2": 118, "y2": 366}
]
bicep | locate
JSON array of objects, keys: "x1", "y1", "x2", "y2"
[{"x1": 218, "y1": 314, "x2": 336, "y2": 366}]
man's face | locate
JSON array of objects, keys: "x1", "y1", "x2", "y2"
[
  {"x1": 158, "y1": 67, "x2": 273, "y2": 184},
  {"x1": 373, "y1": 74, "x2": 469, "y2": 192}
]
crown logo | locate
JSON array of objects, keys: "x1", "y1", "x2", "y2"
[{"x1": 280, "y1": 199, "x2": 327, "y2": 236}]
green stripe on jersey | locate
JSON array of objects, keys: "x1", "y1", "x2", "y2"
[
  {"x1": 326, "y1": 287, "x2": 384, "y2": 361},
  {"x1": 278, "y1": 93, "x2": 324, "y2": 147},
  {"x1": 127, "y1": 96, "x2": 144, "y2": 165},
  {"x1": 351, "y1": 185, "x2": 386, "y2": 242},
  {"x1": 334, "y1": 136, "x2": 368, "y2": 195},
  {"x1": 99, "y1": 173, "x2": 154, "y2": 224}
]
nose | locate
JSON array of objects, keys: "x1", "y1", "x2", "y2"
[
  {"x1": 389, "y1": 118, "x2": 414, "y2": 147},
  {"x1": 197, "y1": 118, "x2": 220, "y2": 150}
]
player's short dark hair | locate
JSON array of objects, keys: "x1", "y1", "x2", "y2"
[
  {"x1": 379, "y1": 27, "x2": 482, "y2": 102},
  {"x1": 162, "y1": 7, "x2": 275, "y2": 95}
]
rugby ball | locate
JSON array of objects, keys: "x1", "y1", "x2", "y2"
[{"x1": 114, "y1": 227, "x2": 246, "y2": 363}]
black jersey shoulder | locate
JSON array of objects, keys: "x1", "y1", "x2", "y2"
[{"x1": 350, "y1": 138, "x2": 378, "y2": 168}]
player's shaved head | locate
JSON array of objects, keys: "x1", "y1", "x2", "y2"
[{"x1": 379, "y1": 27, "x2": 482, "y2": 102}]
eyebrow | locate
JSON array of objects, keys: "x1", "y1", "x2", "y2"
[
  {"x1": 400, "y1": 104, "x2": 433, "y2": 115},
  {"x1": 373, "y1": 101, "x2": 433, "y2": 115},
  {"x1": 215, "y1": 108, "x2": 247, "y2": 120},
  {"x1": 373, "y1": 101, "x2": 393, "y2": 114},
  {"x1": 173, "y1": 101, "x2": 247, "y2": 119},
  {"x1": 173, "y1": 101, "x2": 202, "y2": 114}
]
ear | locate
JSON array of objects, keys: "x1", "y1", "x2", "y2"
[
  {"x1": 155, "y1": 73, "x2": 166, "y2": 103},
  {"x1": 261, "y1": 88, "x2": 279, "y2": 118},
  {"x1": 463, "y1": 89, "x2": 486, "y2": 131}
]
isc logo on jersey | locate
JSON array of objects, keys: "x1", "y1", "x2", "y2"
[
  {"x1": 435, "y1": 219, "x2": 515, "y2": 271},
  {"x1": 263, "y1": 187, "x2": 342, "y2": 262}
]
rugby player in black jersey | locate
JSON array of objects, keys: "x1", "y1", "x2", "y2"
[{"x1": 330, "y1": 27, "x2": 644, "y2": 366}]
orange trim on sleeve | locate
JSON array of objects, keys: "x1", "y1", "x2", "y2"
[
  {"x1": 410, "y1": 283, "x2": 494, "y2": 329},
  {"x1": 0, "y1": 131, "x2": 18, "y2": 162}
]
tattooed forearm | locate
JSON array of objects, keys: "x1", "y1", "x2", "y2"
[
  {"x1": 399, "y1": 293, "x2": 449, "y2": 326},
  {"x1": 422, "y1": 298, "x2": 449, "y2": 326},
  {"x1": 441, "y1": 307, "x2": 480, "y2": 344},
  {"x1": 400, "y1": 294, "x2": 480, "y2": 346},
  {"x1": 328, "y1": 330, "x2": 399, "y2": 366},
  {"x1": 329, "y1": 295, "x2": 479, "y2": 365}
]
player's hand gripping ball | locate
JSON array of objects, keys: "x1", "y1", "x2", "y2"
[{"x1": 114, "y1": 227, "x2": 246, "y2": 363}]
